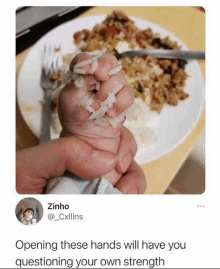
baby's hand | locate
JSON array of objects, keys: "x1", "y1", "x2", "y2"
[{"x1": 58, "y1": 53, "x2": 135, "y2": 139}]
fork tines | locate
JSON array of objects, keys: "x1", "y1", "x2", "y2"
[{"x1": 41, "y1": 43, "x2": 63, "y2": 75}]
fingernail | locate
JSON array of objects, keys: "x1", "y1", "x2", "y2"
[
  {"x1": 93, "y1": 150, "x2": 117, "y2": 166},
  {"x1": 120, "y1": 154, "x2": 132, "y2": 173}
]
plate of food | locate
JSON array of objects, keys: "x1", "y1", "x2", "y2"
[{"x1": 17, "y1": 10, "x2": 204, "y2": 164}]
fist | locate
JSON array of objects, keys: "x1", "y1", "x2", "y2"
[{"x1": 58, "y1": 53, "x2": 135, "y2": 139}]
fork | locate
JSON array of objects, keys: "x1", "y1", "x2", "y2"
[
  {"x1": 115, "y1": 49, "x2": 205, "y2": 60},
  {"x1": 40, "y1": 43, "x2": 62, "y2": 142}
]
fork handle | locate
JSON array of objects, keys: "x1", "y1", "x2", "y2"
[
  {"x1": 40, "y1": 90, "x2": 53, "y2": 143},
  {"x1": 120, "y1": 50, "x2": 205, "y2": 60}
]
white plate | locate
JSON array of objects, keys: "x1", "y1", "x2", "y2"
[{"x1": 17, "y1": 15, "x2": 204, "y2": 164}]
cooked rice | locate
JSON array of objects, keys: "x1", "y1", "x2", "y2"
[
  {"x1": 73, "y1": 10, "x2": 189, "y2": 113},
  {"x1": 72, "y1": 73, "x2": 79, "y2": 80},
  {"x1": 54, "y1": 10, "x2": 189, "y2": 135},
  {"x1": 94, "y1": 117, "x2": 110, "y2": 127},
  {"x1": 89, "y1": 106, "x2": 107, "y2": 120},
  {"x1": 78, "y1": 93, "x2": 94, "y2": 107},
  {"x1": 100, "y1": 92, "x2": 116, "y2": 108},
  {"x1": 108, "y1": 64, "x2": 122, "y2": 76},
  {"x1": 90, "y1": 84, "x2": 97, "y2": 91},
  {"x1": 105, "y1": 102, "x2": 140, "y2": 127},
  {"x1": 112, "y1": 83, "x2": 123, "y2": 95},
  {"x1": 106, "y1": 114, "x2": 125, "y2": 127},
  {"x1": 74, "y1": 58, "x2": 93, "y2": 69},
  {"x1": 90, "y1": 50, "x2": 103, "y2": 57},
  {"x1": 85, "y1": 105, "x2": 95, "y2": 113},
  {"x1": 74, "y1": 75, "x2": 84, "y2": 88},
  {"x1": 74, "y1": 68, "x2": 86, "y2": 74},
  {"x1": 124, "y1": 103, "x2": 141, "y2": 121},
  {"x1": 90, "y1": 60, "x2": 99, "y2": 74},
  {"x1": 96, "y1": 82, "x2": 101, "y2": 91}
]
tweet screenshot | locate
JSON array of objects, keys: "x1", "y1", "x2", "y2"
[{"x1": 1, "y1": 3, "x2": 219, "y2": 269}]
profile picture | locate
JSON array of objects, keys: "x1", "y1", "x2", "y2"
[{"x1": 15, "y1": 198, "x2": 43, "y2": 225}]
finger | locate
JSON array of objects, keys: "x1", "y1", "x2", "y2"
[
  {"x1": 69, "y1": 53, "x2": 93, "y2": 74},
  {"x1": 94, "y1": 53, "x2": 119, "y2": 81},
  {"x1": 115, "y1": 126, "x2": 137, "y2": 174},
  {"x1": 94, "y1": 72, "x2": 127, "y2": 102},
  {"x1": 60, "y1": 74, "x2": 96, "y2": 105},
  {"x1": 58, "y1": 82, "x2": 90, "y2": 124},
  {"x1": 115, "y1": 160, "x2": 146, "y2": 194},
  {"x1": 16, "y1": 137, "x2": 118, "y2": 194},
  {"x1": 58, "y1": 74, "x2": 97, "y2": 125},
  {"x1": 106, "y1": 85, "x2": 135, "y2": 118}
]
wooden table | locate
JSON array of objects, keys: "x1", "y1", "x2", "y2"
[{"x1": 16, "y1": 7, "x2": 205, "y2": 194}]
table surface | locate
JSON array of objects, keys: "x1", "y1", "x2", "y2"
[{"x1": 16, "y1": 6, "x2": 205, "y2": 194}]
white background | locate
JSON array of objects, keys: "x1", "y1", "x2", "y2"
[{"x1": 1, "y1": 0, "x2": 220, "y2": 268}]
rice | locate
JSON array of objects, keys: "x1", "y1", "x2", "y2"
[
  {"x1": 74, "y1": 58, "x2": 93, "y2": 69},
  {"x1": 90, "y1": 84, "x2": 97, "y2": 91},
  {"x1": 73, "y1": 10, "x2": 189, "y2": 113},
  {"x1": 96, "y1": 82, "x2": 101, "y2": 91},
  {"x1": 94, "y1": 117, "x2": 110, "y2": 127},
  {"x1": 124, "y1": 103, "x2": 141, "y2": 121},
  {"x1": 90, "y1": 50, "x2": 103, "y2": 57},
  {"x1": 72, "y1": 73, "x2": 79, "y2": 80},
  {"x1": 112, "y1": 84, "x2": 123, "y2": 95},
  {"x1": 88, "y1": 81, "x2": 127, "y2": 123},
  {"x1": 89, "y1": 90, "x2": 118, "y2": 121},
  {"x1": 89, "y1": 106, "x2": 107, "y2": 120},
  {"x1": 100, "y1": 93, "x2": 116, "y2": 108},
  {"x1": 106, "y1": 115, "x2": 125, "y2": 127},
  {"x1": 85, "y1": 106, "x2": 95, "y2": 113},
  {"x1": 78, "y1": 94, "x2": 90, "y2": 107},
  {"x1": 105, "y1": 102, "x2": 140, "y2": 127},
  {"x1": 74, "y1": 75, "x2": 84, "y2": 88},
  {"x1": 87, "y1": 93, "x2": 94, "y2": 106},
  {"x1": 108, "y1": 64, "x2": 122, "y2": 76},
  {"x1": 78, "y1": 93, "x2": 94, "y2": 107},
  {"x1": 90, "y1": 60, "x2": 99, "y2": 74},
  {"x1": 74, "y1": 68, "x2": 86, "y2": 74}
]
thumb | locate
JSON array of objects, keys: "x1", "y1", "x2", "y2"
[
  {"x1": 16, "y1": 137, "x2": 118, "y2": 194},
  {"x1": 63, "y1": 137, "x2": 118, "y2": 180}
]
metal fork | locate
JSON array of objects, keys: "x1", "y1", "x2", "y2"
[
  {"x1": 115, "y1": 49, "x2": 205, "y2": 60},
  {"x1": 40, "y1": 43, "x2": 62, "y2": 142}
]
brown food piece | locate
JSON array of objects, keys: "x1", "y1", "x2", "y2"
[
  {"x1": 151, "y1": 98, "x2": 164, "y2": 112},
  {"x1": 50, "y1": 73, "x2": 60, "y2": 81},
  {"x1": 137, "y1": 83, "x2": 144, "y2": 93},
  {"x1": 72, "y1": 10, "x2": 189, "y2": 113},
  {"x1": 168, "y1": 91, "x2": 179, "y2": 106}
]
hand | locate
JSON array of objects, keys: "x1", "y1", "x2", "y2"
[
  {"x1": 115, "y1": 126, "x2": 146, "y2": 194},
  {"x1": 16, "y1": 135, "x2": 146, "y2": 194},
  {"x1": 57, "y1": 52, "x2": 146, "y2": 193},
  {"x1": 58, "y1": 53, "x2": 135, "y2": 138}
]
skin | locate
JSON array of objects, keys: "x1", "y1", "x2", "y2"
[
  {"x1": 16, "y1": 131, "x2": 146, "y2": 194},
  {"x1": 16, "y1": 53, "x2": 146, "y2": 194},
  {"x1": 24, "y1": 210, "x2": 33, "y2": 221},
  {"x1": 59, "y1": 53, "x2": 146, "y2": 188},
  {"x1": 19, "y1": 210, "x2": 33, "y2": 223}
]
